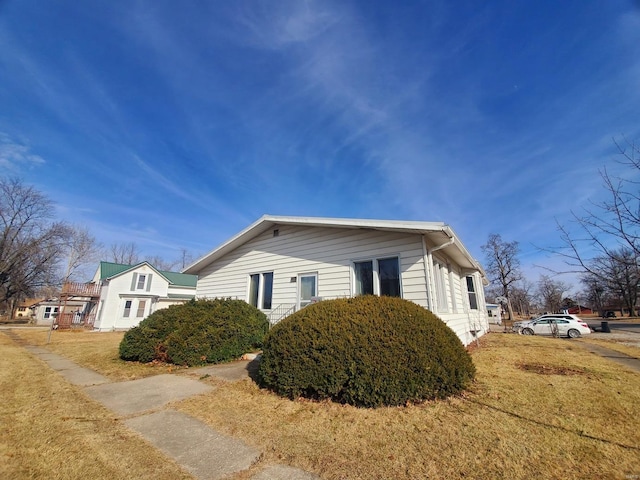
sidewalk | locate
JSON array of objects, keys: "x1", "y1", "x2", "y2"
[{"x1": 2, "y1": 330, "x2": 319, "y2": 480}]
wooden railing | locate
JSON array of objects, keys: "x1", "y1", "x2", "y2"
[
  {"x1": 55, "y1": 312, "x2": 96, "y2": 330},
  {"x1": 60, "y1": 282, "x2": 101, "y2": 297}
]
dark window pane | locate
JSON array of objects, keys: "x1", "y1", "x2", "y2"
[
  {"x1": 466, "y1": 276, "x2": 478, "y2": 309},
  {"x1": 378, "y1": 257, "x2": 401, "y2": 297},
  {"x1": 249, "y1": 274, "x2": 260, "y2": 307},
  {"x1": 354, "y1": 261, "x2": 373, "y2": 295},
  {"x1": 262, "y1": 272, "x2": 273, "y2": 309}
]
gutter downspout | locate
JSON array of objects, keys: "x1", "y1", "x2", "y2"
[{"x1": 421, "y1": 235, "x2": 433, "y2": 311}]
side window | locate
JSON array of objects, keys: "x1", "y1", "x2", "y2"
[
  {"x1": 466, "y1": 276, "x2": 478, "y2": 310},
  {"x1": 137, "y1": 274, "x2": 146, "y2": 290}
]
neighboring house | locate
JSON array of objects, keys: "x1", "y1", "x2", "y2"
[
  {"x1": 14, "y1": 298, "x2": 42, "y2": 320},
  {"x1": 184, "y1": 215, "x2": 489, "y2": 346},
  {"x1": 486, "y1": 303, "x2": 502, "y2": 325},
  {"x1": 91, "y1": 262, "x2": 197, "y2": 331},
  {"x1": 566, "y1": 305, "x2": 593, "y2": 315},
  {"x1": 34, "y1": 298, "x2": 86, "y2": 326}
]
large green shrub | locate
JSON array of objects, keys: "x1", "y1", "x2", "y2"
[
  {"x1": 119, "y1": 299, "x2": 268, "y2": 366},
  {"x1": 257, "y1": 296, "x2": 475, "y2": 408}
]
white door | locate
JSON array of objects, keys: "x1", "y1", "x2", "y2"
[{"x1": 298, "y1": 273, "x2": 317, "y2": 309}]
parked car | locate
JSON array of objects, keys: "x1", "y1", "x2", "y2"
[
  {"x1": 512, "y1": 313, "x2": 584, "y2": 330},
  {"x1": 512, "y1": 317, "x2": 591, "y2": 338},
  {"x1": 603, "y1": 311, "x2": 616, "y2": 318}
]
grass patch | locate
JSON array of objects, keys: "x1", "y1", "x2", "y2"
[
  {"x1": 6, "y1": 329, "x2": 640, "y2": 479},
  {"x1": 177, "y1": 333, "x2": 640, "y2": 480},
  {"x1": 0, "y1": 333, "x2": 193, "y2": 480},
  {"x1": 11, "y1": 329, "x2": 180, "y2": 381}
]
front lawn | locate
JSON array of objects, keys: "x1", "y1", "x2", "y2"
[{"x1": 7, "y1": 328, "x2": 640, "y2": 479}]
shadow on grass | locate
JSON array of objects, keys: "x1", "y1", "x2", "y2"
[{"x1": 465, "y1": 398, "x2": 640, "y2": 452}]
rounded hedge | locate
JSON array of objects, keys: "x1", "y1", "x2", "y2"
[
  {"x1": 119, "y1": 298, "x2": 269, "y2": 366},
  {"x1": 257, "y1": 296, "x2": 475, "y2": 408}
]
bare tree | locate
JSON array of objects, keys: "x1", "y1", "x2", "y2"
[
  {"x1": 0, "y1": 177, "x2": 72, "y2": 314},
  {"x1": 143, "y1": 255, "x2": 178, "y2": 272},
  {"x1": 62, "y1": 226, "x2": 102, "y2": 282},
  {"x1": 536, "y1": 275, "x2": 569, "y2": 313},
  {"x1": 481, "y1": 233, "x2": 522, "y2": 321},
  {"x1": 108, "y1": 242, "x2": 140, "y2": 265},
  {"x1": 552, "y1": 138, "x2": 640, "y2": 288},
  {"x1": 510, "y1": 279, "x2": 535, "y2": 317}
]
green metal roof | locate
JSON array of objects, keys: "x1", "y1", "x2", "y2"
[
  {"x1": 99, "y1": 262, "x2": 132, "y2": 280},
  {"x1": 160, "y1": 271, "x2": 198, "y2": 288},
  {"x1": 99, "y1": 261, "x2": 197, "y2": 287}
]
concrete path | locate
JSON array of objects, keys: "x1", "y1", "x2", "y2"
[
  {"x1": 575, "y1": 340, "x2": 640, "y2": 373},
  {"x1": 3, "y1": 330, "x2": 320, "y2": 480}
]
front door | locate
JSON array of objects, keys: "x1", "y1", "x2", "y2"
[{"x1": 298, "y1": 273, "x2": 317, "y2": 309}]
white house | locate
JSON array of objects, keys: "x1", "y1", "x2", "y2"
[
  {"x1": 91, "y1": 262, "x2": 197, "y2": 331},
  {"x1": 184, "y1": 215, "x2": 489, "y2": 346}
]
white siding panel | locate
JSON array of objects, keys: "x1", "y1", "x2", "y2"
[{"x1": 196, "y1": 226, "x2": 428, "y2": 306}]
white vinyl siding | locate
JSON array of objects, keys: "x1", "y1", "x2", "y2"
[
  {"x1": 194, "y1": 224, "x2": 488, "y2": 346},
  {"x1": 196, "y1": 226, "x2": 427, "y2": 307}
]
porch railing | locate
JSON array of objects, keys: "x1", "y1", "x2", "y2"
[
  {"x1": 268, "y1": 303, "x2": 297, "y2": 326},
  {"x1": 55, "y1": 312, "x2": 96, "y2": 330},
  {"x1": 60, "y1": 282, "x2": 101, "y2": 298}
]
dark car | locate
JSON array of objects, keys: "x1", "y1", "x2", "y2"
[{"x1": 603, "y1": 311, "x2": 616, "y2": 318}]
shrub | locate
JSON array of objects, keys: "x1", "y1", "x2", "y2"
[
  {"x1": 257, "y1": 296, "x2": 475, "y2": 408},
  {"x1": 119, "y1": 299, "x2": 268, "y2": 366}
]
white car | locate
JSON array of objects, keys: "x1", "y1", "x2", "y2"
[
  {"x1": 512, "y1": 314, "x2": 584, "y2": 329},
  {"x1": 514, "y1": 317, "x2": 591, "y2": 338}
]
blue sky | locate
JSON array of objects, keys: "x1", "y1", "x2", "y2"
[{"x1": 1, "y1": 0, "x2": 639, "y2": 289}]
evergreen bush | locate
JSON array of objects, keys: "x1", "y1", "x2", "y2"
[
  {"x1": 118, "y1": 299, "x2": 268, "y2": 366},
  {"x1": 257, "y1": 296, "x2": 475, "y2": 407}
]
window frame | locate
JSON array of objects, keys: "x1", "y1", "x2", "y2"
[
  {"x1": 136, "y1": 300, "x2": 146, "y2": 318},
  {"x1": 352, "y1": 255, "x2": 402, "y2": 298},
  {"x1": 123, "y1": 300, "x2": 132, "y2": 318},
  {"x1": 247, "y1": 271, "x2": 274, "y2": 310},
  {"x1": 466, "y1": 275, "x2": 478, "y2": 310}
]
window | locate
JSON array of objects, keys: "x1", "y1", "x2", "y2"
[
  {"x1": 466, "y1": 276, "x2": 478, "y2": 310},
  {"x1": 378, "y1": 258, "x2": 400, "y2": 297},
  {"x1": 136, "y1": 300, "x2": 146, "y2": 318},
  {"x1": 137, "y1": 274, "x2": 146, "y2": 290},
  {"x1": 248, "y1": 272, "x2": 274, "y2": 309},
  {"x1": 123, "y1": 300, "x2": 132, "y2": 318},
  {"x1": 299, "y1": 273, "x2": 317, "y2": 308},
  {"x1": 44, "y1": 306, "x2": 58, "y2": 319},
  {"x1": 353, "y1": 257, "x2": 401, "y2": 298},
  {"x1": 354, "y1": 261, "x2": 373, "y2": 295}
]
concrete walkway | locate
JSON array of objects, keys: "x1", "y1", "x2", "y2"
[
  {"x1": 575, "y1": 340, "x2": 640, "y2": 373},
  {"x1": 3, "y1": 330, "x2": 319, "y2": 480}
]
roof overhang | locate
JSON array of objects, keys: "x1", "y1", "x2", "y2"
[{"x1": 183, "y1": 215, "x2": 486, "y2": 278}]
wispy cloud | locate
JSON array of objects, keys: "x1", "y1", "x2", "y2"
[{"x1": 0, "y1": 133, "x2": 45, "y2": 170}]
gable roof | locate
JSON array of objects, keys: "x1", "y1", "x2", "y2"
[
  {"x1": 183, "y1": 215, "x2": 485, "y2": 277},
  {"x1": 97, "y1": 261, "x2": 197, "y2": 287}
]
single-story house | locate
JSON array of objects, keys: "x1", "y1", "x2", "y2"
[
  {"x1": 183, "y1": 215, "x2": 489, "y2": 346},
  {"x1": 91, "y1": 261, "x2": 198, "y2": 331}
]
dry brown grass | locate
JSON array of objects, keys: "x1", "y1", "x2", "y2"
[
  {"x1": 0, "y1": 332, "x2": 193, "y2": 480},
  {"x1": 176, "y1": 333, "x2": 640, "y2": 480},
  {"x1": 577, "y1": 336, "x2": 640, "y2": 358},
  {"x1": 6, "y1": 328, "x2": 640, "y2": 479},
  {"x1": 11, "y1": 328, "x2": 182, "y2": 381}
]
